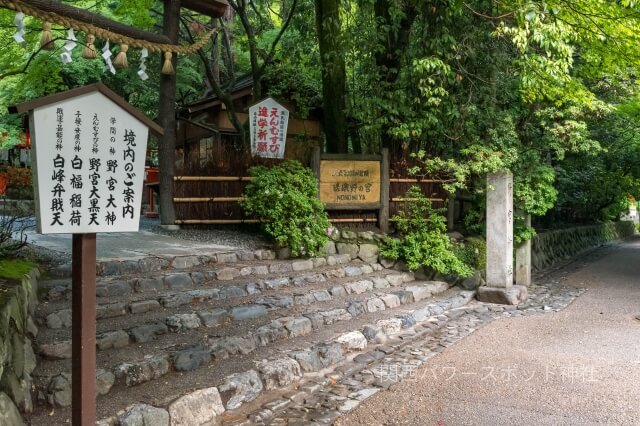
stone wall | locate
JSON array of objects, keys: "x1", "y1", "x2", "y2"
[
  {"x1": 531, "y1": 221, "x2": 635, "y2": 272},
  {"x1": 324, "y1": 229, "x2": 383, "y2": 265},
  {"x1": 0, "y1": 268, "x2": 39, "y2": 426},
  {"x1": 0, "y1": 199, "x2": 35, "y2": 216}
]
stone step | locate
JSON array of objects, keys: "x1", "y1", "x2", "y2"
[
  {"x1": 35, "y1": 269, "x2": 421, "y2": 361},
  {"x1": 37, "y1": 259, "x2": 378, "y2": 328},
  {"x1": 49, "y1": 248, "x2": 278, "y2": 278},
  {"x1": 41, "y1": 253, "x2": 356, "y2": 303},
  {"x1": 31, "y1": 277, "x2": 461, "y2": 402},
  {"x1": 31, "y1": 285, "x2": 474, "y2": 424}
]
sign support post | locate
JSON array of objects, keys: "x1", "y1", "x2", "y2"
[
  {"x1": 71, "y1": 233, "x2": 96, "y2": 425},
  {"x1": 11, "y1": 83, "x2": 164, "y2": 425}
]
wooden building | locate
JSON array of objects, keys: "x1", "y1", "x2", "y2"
[{"x1": 172, "y1": 77, "x2": 323, "y2": 224}]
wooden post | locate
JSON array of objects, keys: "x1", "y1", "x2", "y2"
[
  {"x1": 158, "y1": 0, "x2": 180, "y2": 227},
  {"x1": 311, "y1": 145, "x2": 321, "y2": 181},
  {"x1": 447, "y1": 193, "x2": 455, "y2": 231},
  {"x1": 71, "y1": 233, "x2": 97, "y2": 426},
  {"x1": 379, "y1": 148, "x2": 390, "y2": 233}
]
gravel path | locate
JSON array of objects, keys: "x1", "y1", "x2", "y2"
[
  {"x1": 139, "y1": 216, "x2": 269, "y2": 250},
  {"x1": 14, "y1": 217, "x2": 270, "y2": 269},
  {"x1": 336, "y1": 237, "x2": 640, "y2": 425}
]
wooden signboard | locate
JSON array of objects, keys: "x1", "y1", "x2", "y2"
[
  {"x1": 11, "y1": 83, "x2": 162, "y2": 426},
  {"x1": 320, "y1": 158, "x2": 381, "y2": 209},
  {"x1": 249, "y1": 97, "x2": 289, "y2": 159}
]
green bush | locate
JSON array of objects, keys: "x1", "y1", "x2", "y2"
[
  {"x1": 240, "y1": 160, "x2": 330, "y2": 257},
  {"x1": 453, "y1": 236, "x2": 486, "y2": 272},
  {"x1": 380, "y1": 186, "x2": 473, "y2": 277}
]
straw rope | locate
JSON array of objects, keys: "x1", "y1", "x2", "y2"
[{"x1": 0, "y1": 0, "x2": 217, "y2": 54}]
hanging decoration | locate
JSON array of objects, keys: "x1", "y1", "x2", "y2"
[
  {"x1": 39, "y1": 21, "x2": 54, "y2": 50},
  {"x1": 82, "y1": 34, "x2": 97, "y2": 59},
  {"x1": 138, "y1": 48, "x2": 149, "y2": 81},
  {"x1": 13, "y1": 11, "x2": 26, "y2": 45},
  {"x1": 161, "y1": 52, "x2": 174, "y2": 75},
  {"x1": 113, "y1": 44, "x2": 129, "y2": 69},
  {"x1": 101, "y1": 40, "x2": 116, "y2": 75},
  {"x1": 0, "y1": 0, "x2": 219, "y2": 76},
  {"x1": 60, "y1": 28, "x2": 76, "y2": 64}
]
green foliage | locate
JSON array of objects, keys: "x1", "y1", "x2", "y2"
[
  {"x1": 453, "y1": 236, "x2": 486, "y2": 272},
  {"x1": 380, "y1": 186, "x2": 472, "y2": 277},
  {"x1": 240, "y1": 160, "x2": 330, "y2": 257},
  {"x1": 0, "y1": 259, "x2": 36, "y2": 279},
  {"x1": 514, "y1": 222, "x2": 537, "y2": 245}
]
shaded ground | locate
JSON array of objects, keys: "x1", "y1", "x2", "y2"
[{"x1": 337, "y1": 237, "x2": 640, "y2": 425}]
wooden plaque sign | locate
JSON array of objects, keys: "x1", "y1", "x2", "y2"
[
  {"x1": 320, "y1": 159, "x2": 381, "y2": 209},
  {"x1": 11, "y1": 83, "x2": 162, "y2": 426},
  {"x1": 13, "y1": 84, "x2": 163, "y2": 234}
]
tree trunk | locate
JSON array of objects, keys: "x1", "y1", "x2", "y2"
[
  {"x1": 157, "y1": 0, "x2": 179, "y2": 226},
  {"x1": 315, "y1": 0, "x2": 348, "y2": 153},
  {"x1": 210, "y1": 19, "x2": 220, "y2": 85}
]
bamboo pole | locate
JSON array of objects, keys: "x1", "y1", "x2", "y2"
[
  {"x1": 174, "y1": 176, "x2": 253, "y2": 182},
  {"x1": 173, "y1": 197, "x2": 243, "y2": 203},
  {"x1": 389, "y1": 178, "x2": 447, "y2": 183},
  {"x1": 329, "y1": 218, "x2": 378, "y2": 223},
  {"x1": 175, "y1": 219, "x2": 261, "y2": 224},
  {"x1": 391, "y1": 197, "x2": 445, "y2": 202}
]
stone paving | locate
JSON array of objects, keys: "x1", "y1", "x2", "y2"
[
  {"x1": 227, "y1": 280, "x2": 585, "y2": 425},
  {"x1": 23, "y1": 226, "x2": 596, "y2": 426}
]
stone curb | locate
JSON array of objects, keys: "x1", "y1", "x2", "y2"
[
  {"x1": 51, "y1": 248, "x2": 278, "y2": 278},
  {"x1": 241, "y1": 281, "x2": 586, "y2": 425},
  {"x1": 93, "y1": 287, "x2": 476, "y2": 426},
  {"x1": 41, "y1": 259, "x2": 378, "y2": 330},
  {"x1": 42, "y1": 254, "x2": 357, "y2": 303},
  {"x1": 41, "y1": 277, "x2": 454, "y2": 406}
]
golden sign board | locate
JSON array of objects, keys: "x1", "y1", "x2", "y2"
[{"x1": 320, "y1": 160, "x2": 381, "y2": 208}]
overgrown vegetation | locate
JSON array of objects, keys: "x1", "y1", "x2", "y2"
[
  {"x1": 0, "y1": 258, "x2": 36, "y2": 279},
  {"x1": 380, "y1": 186, "x2": 473, "y2": 277},
  {"x1": 241, "y1": 160, "x2": 330, "y2": 257},
  {"x1": 453, "y1": 236, "x2": 487, "y2": 273},
  {"x1": 0, "y1": 199, "x2": 30, "y2": 258},
  {"x1": 2, "y1": 1, "x2": 640, "y2": 233}
]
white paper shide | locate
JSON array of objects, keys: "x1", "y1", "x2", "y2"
[
  {"x1": 31, "y1": 92, "x2": 148, "y2": 234},
  {"x1": 249, "y1": 97, "x2": 289, "y2": 159}
]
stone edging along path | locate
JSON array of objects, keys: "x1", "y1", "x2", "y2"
[
  {"x1": 93, "y1": 286, "x2": 477, "y2": 426},
  {"x1": 253, "y1": 280, "x2": 586, "y2": 425},
  {"x1": 93, "y1": 278, "x2": 584, "y2": 425}
]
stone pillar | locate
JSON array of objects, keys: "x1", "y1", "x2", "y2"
[
  {"x1": 478, "y1": 172, "x2": 527, "y2": 305},
  {"x1": 515, "y1": 213, "x2": 532, "y2": 287},
  {"x1": 485, "y1": 172, "x2": 513, "y2": 288}
]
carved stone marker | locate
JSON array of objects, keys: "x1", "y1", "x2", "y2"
[{"x1": 478, "y1": 172, "x2": 527, "y2": 305}]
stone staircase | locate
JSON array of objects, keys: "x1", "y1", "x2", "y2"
[{"x1": 27, "y1": 248, "x2": 475, "y2": 425}]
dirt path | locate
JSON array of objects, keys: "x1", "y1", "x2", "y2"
[{"x1": 337, "y1": 238, "x2": 640, "y2": 425}]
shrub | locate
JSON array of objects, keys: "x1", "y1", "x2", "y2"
[
  {"x1": 240, "y1": 160, "x2": 330, "y2": 257},
  {"x1": 453, "y1": 236, "x2": 486, "y2": 272},
  {"x1": 380, "y1": 186, "x2": 472, "y2": 277},
  {"x1": 3, "y1": 167, "x2": 33, "y2": 200},
  {"x1": 0, "y1": 198, "x2": 30, "y2": 258}
]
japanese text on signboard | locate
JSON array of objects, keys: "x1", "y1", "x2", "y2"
[
  {"x1": 249, "y1": 98, "x2": 289, "y2": 159},
  {"x1": 32, "y1": 92, "x2": 148, "y2": 234},
  {"x1": 320, "y1": 160, "x2": 381, "y2": 208}
]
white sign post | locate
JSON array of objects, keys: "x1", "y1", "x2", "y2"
[
  {"x1": 12, "y1": 83, "x2": 163, "y2": 425},
  {"x1": 249, "y1": 97, "x2": 289, "y2": 159}
]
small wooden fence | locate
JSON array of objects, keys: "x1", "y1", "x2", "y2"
[{"x1": 173, "y1": 145, "x2": 449, "y2": 230}]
